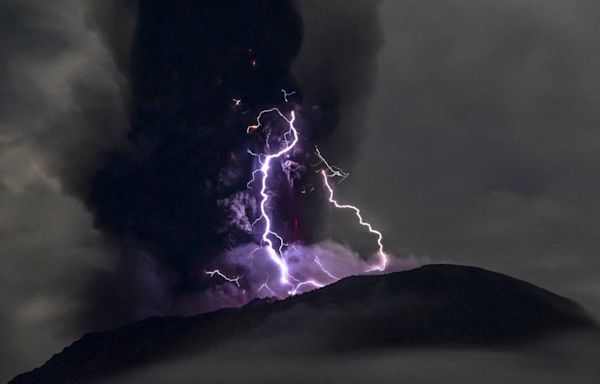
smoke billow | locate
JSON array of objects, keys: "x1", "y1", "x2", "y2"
[
  {"x1": 78, "y1": 0, "x2": 388, "y2": 327},
  {"x1": 82, "y1": 1, "x2": 300, "y2": 327},
  {"x1": 0, "y1": 0, "x2": 133, "y2": 380},
  {"x1": 292, "y1": 0, "x2": 384, "y2": 163},
  {"x1": 0, "y1": 5, "x2": 389, "y2": 379}
]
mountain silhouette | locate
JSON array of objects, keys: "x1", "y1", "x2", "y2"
[{"x1": 10, "y1": 264, "x2": 597, "y2": 384}]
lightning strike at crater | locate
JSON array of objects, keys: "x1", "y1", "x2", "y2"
[
  {"x1": 211, "y1": 94, "x2": 390, "y2": 300},
  {"x1": 246, "y1": 108, "x2": 298, "y2": 285},
  {"x1": 320, "y1": 170, "x2": 388, "y2": 272}
]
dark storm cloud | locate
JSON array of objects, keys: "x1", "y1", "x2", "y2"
[
  {"x1": 292, "y1": 0, "x2": 384, "y2": 163},
  {"x1": 0, "y1": 0, "x2": 131, "y2": 195},
  {"x1": 82, "y1": 0, "x2": 390, "y2": 325},
  {"x1": 288, "y1": 0, "x2": 386, "y2": 254},
  {"x1": 3, "y1": 0, "x2": 376, "y2": 345},
  {"x1": 83, "y1": 0, "x2": 305, "y2": 327},
  {"x1": 346, "y1": 0, "x2": 600, "y2": 317},
  {"x1": 82, "y1": 0, "x2": 138, "y2": 73},
  {"x1": 0, "y1": 0, "x2": 131, "y2": 382}
]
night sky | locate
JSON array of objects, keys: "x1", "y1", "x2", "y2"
[{"x1": 1, "y1": 0, "x2": 600, "y2": 382}]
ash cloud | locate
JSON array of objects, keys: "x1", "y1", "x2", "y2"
[
  {"x1": 83, "y1": 0, "x2": 305, "y2": 328},
  {"x1": 218, "y1": 191, "x2": 258, "y2": 237},
  {"x1": 82, "y1": 0, "x2": 389, "y2": 329},
  {"x1": 292, "y1": 0, "x2": 384, "y2": 165},
  {"x1": 0, "y1": 3, "x2": 388, "y2": 360},
  {"x1": 0, "y1": 0, "x2": 132, "y2": 381}
]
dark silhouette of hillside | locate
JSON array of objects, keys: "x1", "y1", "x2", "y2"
[{"x1": 10, "y1": 264, "x2": 596, "y2": 384}]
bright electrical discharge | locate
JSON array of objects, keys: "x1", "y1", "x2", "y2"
[{"x1": 206, "y1": 93, "x2": 388, "y2": 297}]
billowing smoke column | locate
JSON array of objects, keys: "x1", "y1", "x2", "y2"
[{"x1": 84, "y1": 1, "x2": 398, "y2": 324}]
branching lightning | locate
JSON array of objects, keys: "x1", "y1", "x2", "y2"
[
  {"x1": 205, "y1": 270, "x2": 241, "y2": 287},
  {"x1": 288, "y1": 280, "x2": 324, "y2": 296},
  {"x1": 320, "y1": 170, "x2": 388, "y2": 272},
  {"x1": 208, "y1": 91, "x2": 389, "y2": 300},
  {"x1": 246, "y1": 108, "x2": 298, "y2": 284},
  {"x1": 314, "y1": 256, "x2": 340, "y2": 280},
  {"x1": 257, "y1": 275, "x2": 277, "y2": 297},
  {"x1": 281, "y1": 89, "x2": 296, "y2": 102},
  {"x1": 314, "y1": 146, "x2": 350, "y2": 183}
]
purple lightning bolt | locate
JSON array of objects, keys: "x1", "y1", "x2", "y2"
[
  {"x1": 321, "y1": 170, "x2": 388, "y2": 272},
  {"x1": 314, "y1": 256, "x2": 340, "y2": 280},
  {"x1": 314, "y1": 146, "x2": 349, "y2": 183},
  {"x1": 247, "y1": 108, "x2": 298, "y2": 284},
  {"x1": 205, "y1": 270, "x2": 241, "y2": 287},
  {"x1": 257, "y1": 275, "x2": 277, "y2": 297},
  {"x1": 281, "y1": 89, "x2": 296, "y2": 103},
  {"x1": 208, "y1": 100, "x2": 390, "y2": 301}
]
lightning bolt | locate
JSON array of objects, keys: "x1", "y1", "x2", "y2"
[
  {"x1": 246, "y1": 109, "x2": 344, "y2": 295},
  {"x1": 288, "y1": 280, "x2": 324, "y2": 296},
  {"x1": 320, "y1": 170, "x2": 388, "y2": 272},
  {"x1": 209, "y1": 95, "x2": 389, "y2": 301},
  {"x1": 257, "y1": 275, "x2": 277, "y2": 297},
  {"x1": 205, "y1": 270, "x2": 241, "y2": 287},
  {"x1": 281, "y1": 89, "x2": 296, "y2": 103},
  {"x1": 247, "y1": 108, "x2": 298, "y2": 284},
  {"x1": 314, "y1": 146, "x2": 349, "y2": 182},
  {"x1": 314, "y1": 256, "x2": 340, "y2": 280}
]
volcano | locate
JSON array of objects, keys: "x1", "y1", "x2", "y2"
[{"x1": 9, "y1": 264, "x2": 597, "y2": 384}]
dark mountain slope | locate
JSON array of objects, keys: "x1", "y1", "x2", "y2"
[{"x1": 10, "y1": 264, "x2": 596, "y2": 384}]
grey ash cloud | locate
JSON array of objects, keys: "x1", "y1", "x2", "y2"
[
  {"x1": 292, "y1": 0, "x2": 384, "y2": 164},
  {"x1": 0, "y1": 0, "x2": 132, "y2": 382}
]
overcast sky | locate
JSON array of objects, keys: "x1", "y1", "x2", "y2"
[
  {"x1": 346, "y1": 0, "x2": 600, "y2": 320},
  {"x1": 1, "y1": 0, "x2": 600, "y2": 382}
]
